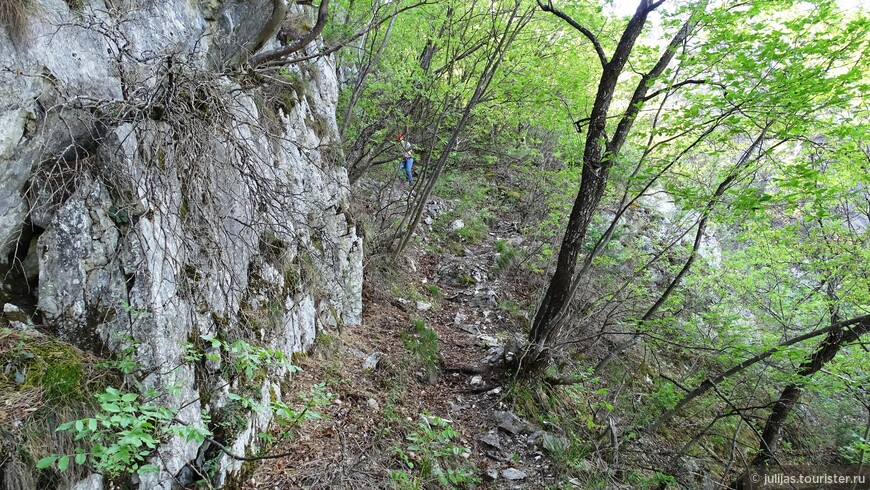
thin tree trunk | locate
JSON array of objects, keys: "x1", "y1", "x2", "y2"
[
  {"x1": 340, "y1": 12, "x2": 398, "y2": 135},
  {"x1": 526, "y1": 1, "x2": 697, "y2": 371},
  {"x1": 393, "y1": 2, "x2": 533, "y2": 256},
  {"x1": 595, "y1": 126, "x2": 770, "y2": 373},
  {"x1": 645, "y1": 314, "x2": 870, "y2": 434}
]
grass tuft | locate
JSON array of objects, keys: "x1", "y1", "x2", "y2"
[{"x1": 0, "y1": 0, "x2": 29, "y2": 40}]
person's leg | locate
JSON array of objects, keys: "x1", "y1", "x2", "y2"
[{"x1": 404, "y1": 157, "x2": 414, "y2": 184}]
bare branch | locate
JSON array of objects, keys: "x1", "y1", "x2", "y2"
[
  {"x1": 648, "y1": 0, "x2": 667, "y2": 12},
  {"x1": 249, "y1": 0, "x2": 331, "y2": 68},
  {"x1": 536, "y1": 0, "x2": 608, "y2": 68},
  {"x1": 254, "y1": 1, "x2": 430, "y2": 69},
  {"x1": 642, "y1": 78, "x2": 708, "y2": 101},
  {"x1": 645, "y1": 313, "x2": 870, "y2": 434},
  {"x1": 608, "y1": 15, "x2": 696, "y2": 155}
]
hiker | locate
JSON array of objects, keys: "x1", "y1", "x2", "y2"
[{"x1": 396, "y1": 133, "x2": 414, "y2": 185}]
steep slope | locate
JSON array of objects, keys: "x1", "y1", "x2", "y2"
[{"x1": 0, "y1": 1, "x2": 361, "y2": 488}]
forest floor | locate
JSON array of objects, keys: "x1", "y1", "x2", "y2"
[{"x1": 245, "y1": 183, "x2": 575, "y2": 489}]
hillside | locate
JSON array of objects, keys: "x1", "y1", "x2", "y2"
[{"x1": 2, "y1": 1, "x2": 870, "y2": 489}]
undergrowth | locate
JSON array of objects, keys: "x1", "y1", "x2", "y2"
[
  {"x1": 0, "y1": 327, "x2": 118, "y2": 488},
  {"x1": 390, "y1": 414, "x2": 479, "y2": 489},
  {"x1": 401, "y1": 319, "x2": 439, "y2": 384}
]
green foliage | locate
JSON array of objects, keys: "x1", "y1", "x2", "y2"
[
  {"x1": 265, "y1": 383, "x2": 334, "y2": 450},
  {"x1": 0, "y1": 329, "x2": 106, "y2": 405},
  {"x1": 401, "y1": 320, "x2": 439, "y2": 383},
  {"x1": 390, "y1": 414, "x2": 478, "y2": 489},
  {"x1": 42, "y1": 360, "x2": 84, "y2": 402},
  {"x1": 38, "y1": 332, "x2": 305, "y2": 477},
  {"x1": 492, "y1": 239, "x2": 518, "y2": 277},
  {"x1": 192, "y1": 333, "x2": 299, "y2": 380},
  {"x1": 452, "y1": 216, "x2": 488, "y2": 244},
  {"x1": 456, "y1": 272, "x2": 475, "y2": 287},
  {"x1": 626, "y1": 470, "x2": 677, "y2": 489},
  {"x1": 838, "y1": 428, "x2": 870, "y2": 464},
  {"x1": 39, "y1": 387, "x2": 185, "y2": 477}
]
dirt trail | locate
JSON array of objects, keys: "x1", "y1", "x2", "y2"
[{"x1": 245, "y1": 196, "x2": 562, "y2": 489}]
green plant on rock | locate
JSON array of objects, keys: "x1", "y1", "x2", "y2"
[
  {"x1": 192, "y1": 334, "x2": 298, "y2": 381},
  {"x1": 37, "y1": 387, "x2": 209, "y2": 477},
  {"x1": 457, "y1": 273, "x2": 475, "y2": 287},
  {"x1": 268, "y1": 382, "x2": 333, "y2": 444},
  {"x1": 390, "y1": 414, "x2": 478, "y2": 489}
]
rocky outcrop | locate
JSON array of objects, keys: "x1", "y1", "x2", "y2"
[{"x1": 0, "y1": 1, "x2": 361, "y2": 488}]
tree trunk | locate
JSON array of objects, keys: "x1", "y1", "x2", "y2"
[
  {"x1": 749, "y1": 323, "x2": 851, "y2": 467},
  {"x1": 340, "y1": 12, "x2": 398, "y2": 136},
  {"x1": 525, "y1": 0, "x2": 695, "y2": 371}
]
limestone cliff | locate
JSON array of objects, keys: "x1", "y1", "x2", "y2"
[{"x1": 0, "y1": 1, "x2": 361, "y2": 488}]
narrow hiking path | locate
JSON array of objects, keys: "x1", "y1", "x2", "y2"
[{"x1": 245, "y1": 191, "x2": 570, "y2": 489}]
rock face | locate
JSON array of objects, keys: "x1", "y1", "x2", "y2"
[{"x1": 0, "y1": 1, "x2": 361, "y2": 488}]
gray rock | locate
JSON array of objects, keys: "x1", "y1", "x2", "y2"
[
  {"x1": 483, "y1": 469, "x2": 499, "y2": 481},
  {"x1": 416, "y1": 300, "x2": 433, "y2": 311},
  {"x1": 470, "y1": 375, "x2": 484, "y2": 386},
  {"x1": 363, "y1": 352, "x2": 383, "y2": 371},
  {"x1": 474, "y1": 289, "x2": 498, "y2": 308},
  {"x1": 367, "y1": 398, "x2": 380, "y2": 410},
  {"x1": 502, "y1": 468, "x2": 527, "y2": 480},
  {"x1": 0, "y1": 1, "x2": 363, "y2": 486},
  {"x1": 450, "y1": 219, "x2": 465, "y2": 231},
  {"x1": 449, "y1": 401, "x2": 465, "y2": 412},
  {"x1": 70, "y1": 473, "x2": 104, "y2": 490},
  {"x1": 479, "y1": 432, "x2": 501, "y2": 449},
  {"x1": 485, "y1": 449, "x2": 510, "y2": 462},
  {"x1": 2, "y1": 304, "x2": 30, "y2": 324},
  {"x1": 486, "y1": 345, "x2": 505, "y2": 364},
  {"x1": 494, "y1": 411, "x2": 528, "y2": 434}
]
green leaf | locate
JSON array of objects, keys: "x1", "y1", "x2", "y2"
[
  {"x1": 121, "y1": 393, "x2": 138, "y2": 402},
  {"x1": 57, "y1": 455, "x2": 70, "y2": 472},
  {"x1": 36, "y1": 456, "x2": 57, "y2": 469},
  {"x1": 75, "y1": 420, "x2": 84, "y2": 432},
  {"x1": 88, "y1": 418, "x2": 98, "y2": 432},
  {"x1": 75, "y1": 453, "x2": 87, "y2": 465}
]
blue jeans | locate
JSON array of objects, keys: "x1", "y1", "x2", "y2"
[{"x1": 400, "y1": 157, "x2": 414, "y2": 184}]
